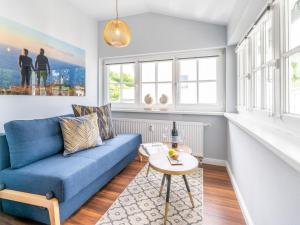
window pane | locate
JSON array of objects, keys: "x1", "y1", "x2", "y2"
[
  {"x1": 198, "y1": 57, "x2": 217, "y2": 80},
  {"x1": 265, "y1": 67, "x2": 273, "y2": 111},
  {"x1": 179, "y1": 82, "x2": 197, "y2": 104},
  {"x1": 198, "y1": 82, "x2": 217, "y2": 104},
  {"x1": 239, "y1": 47, "x2": 245, "y2": 76},
  {"x1": 157, "y1": 61, "x2": 172, "y2": 82},
  {"x1": 142, "y1": 83, "x2": 156, "y2": 104},
  {"x1": 243, "y1": 43, "x2": 249, "y2": 74},
  {"x1": 238, "y1": 73, "x2": 243, "y2": 106},
  {"x1": 121, "y1": 84, "x2": 134, "y2": 103},
  {"x1": 108, "y1": 65, "x2": 120, "y2": 83},
  {"x1": 245, "y1": 77, "x2": 251, "y2": 107},
  {"x1": 121, "y1": 64, "x2": 135, "y2": 85},
  {"x1": 240, "y1": 78, "x2": 245, "y2": 106},
  {"x1": 288, "y1": 53, "x2": 300, "y2": 114},
  {"x1": 238, "y1": 51, "x2": 243, "y2": 77},
  {"x1": 265, "y1": 17, "x2": 273, "y2": 62},
  {"x1": 158, "y1": 83, "x2": 172, "y2": 104},
  {"x1": 254, "y1": 70, "x2": 262, "y2": 108},
  {"x1": 109, "y1": 83, "x2": 120, "y2": 103},
  {"x1": 254, "y1": 30, "x2": 262, "y2": 67},
  {"x1": 289, "y1": 0, "x2": 300, "y2": 49},
  {"x1": 141, "y1": 62, "x2": 155, "y2": 82},
  {"x1": 179, "y1": 59, "x2": 197, "y2": 81}
]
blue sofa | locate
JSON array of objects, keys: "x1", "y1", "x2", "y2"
[{"x1": 0, "y1": 115, "x2": 141, "y2": 224}]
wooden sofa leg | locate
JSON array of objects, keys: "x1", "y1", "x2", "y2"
[
  {"x1": 0, "y1": 189, "x2": 60, "y2": 225},
  {"x1": 48, "y1": 198, "x2": 60, "y2": 225}
]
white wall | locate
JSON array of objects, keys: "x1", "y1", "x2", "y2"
[
  {"x1": 227, "y1": 122, "x2": 300, "y2": 225},
  {"x1": 227, "y1": 0, "x2": 268, "y2": 45},
  {"x1": 99, "y1": 13, "x2": 232, "y2": 160},
  {"x1": 0, "y1": 0, "x2": 98, "y2": 132}
]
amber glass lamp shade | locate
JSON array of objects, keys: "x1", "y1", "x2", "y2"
[{"x1": 103, "y1": 19, "x2": 131, "y2": 48}]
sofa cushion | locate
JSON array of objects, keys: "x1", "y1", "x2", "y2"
[
  {"x1": 4, "y1": 116, "x2": 66, "y2": 169},
  {"x1": 75, "y1": 134, "x2": 142, "y2": 172},
  {"x1": 0, "y1": 134, "x2": 141, "y2": 202}
]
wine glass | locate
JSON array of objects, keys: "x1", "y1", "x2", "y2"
[
  {"x1": 177, "y1": 129, "x2": 185, "y2": 152},
  {"x1": 162, "y1": 127, "x2": 169, "y2": 143}
]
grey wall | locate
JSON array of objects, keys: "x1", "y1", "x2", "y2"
[
  {"x1": 99, "y1": 13, "x2": 227, "y2": 57},
  {"x1": 0, "y1": 0, "x2": 98, "y2": 132},
  {"x1": 226, "y1": 45, "x2": 237, "y2": 113},
  {"x1": 227, "y1": 0, "x2": 268, "y2": 45},
  {"x1": 227, "y1": 121, "x2": 300, "y2": 225},
  {"x1": 99, "y1": 13, "x2": 233, "y2": 160}
]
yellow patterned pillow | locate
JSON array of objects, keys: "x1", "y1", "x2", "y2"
[
  {"x1": 72, "y1": 104, "x2": 115, "y2": 140},
  {"x1": 59, "y1": 113, "x2": 102, "y2": 156}
]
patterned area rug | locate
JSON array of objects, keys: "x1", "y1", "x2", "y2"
[{"x1": 96, "y1": 165, "x2": 203, "y2": 225}]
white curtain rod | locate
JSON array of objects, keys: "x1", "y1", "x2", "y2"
[{"x1": 236, "y1": 0, "x2": 275, "y2": 51}]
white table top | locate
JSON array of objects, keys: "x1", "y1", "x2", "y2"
[
  {"x1": 139, "y1": 143, "x2": 192, "y2": 159},
  {"x1": 149, "y1": 152, "x2": 199, "y2": 175}
]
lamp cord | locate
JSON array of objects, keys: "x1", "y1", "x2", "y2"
[{"x1": 116, "y1": 0, "x2": 119, "y2": 20}]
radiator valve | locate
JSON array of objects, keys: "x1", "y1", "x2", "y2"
[{"x1": 149, "y1": 125, "x2": 154, "y2": 132}]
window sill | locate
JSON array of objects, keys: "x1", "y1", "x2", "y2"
[
  {"x1": 225, "y1": 113, "x2": 300, "y2": 173},
  {"x1": 112, "y1": 108, "x2": 225, "y2": 116}
]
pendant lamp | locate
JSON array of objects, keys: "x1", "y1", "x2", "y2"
[{"x1": 103, "y1": 0, "x2": 131, "y2": 48}]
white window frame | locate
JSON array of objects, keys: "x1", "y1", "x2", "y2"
[
  {"x1": 139, "y1": 60, "x2": 174, "y2": 108},
  {"x1": 175, "y1": 56, "x2": 224, "y2": 112},
  {"x1": 237, "y1": 7, "x2": 276, "y2": 116},
  {"x1": 237, "y1": 39, "x2": 253, "y2": 112},
  {"x1": 106, "y1": 63, "x2": 137, "y2": 105},
  {"x1": 282, "y1": 0, "x2": 300, "y2": 118},
  {"x1": 102, "y1": 49, "x2": 225, "y2": 112},
  {"x1": 104, "y1": 61, "x2": 139, "y2": 109},
  {"x1": 236, "y1": 0, "x2": 300, "y2": 128}
]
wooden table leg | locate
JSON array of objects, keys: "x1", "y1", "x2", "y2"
[
  {"x1": 159, "y1": 174, "x2": 166, "y2": 196},
  {"x1": 164, "y1": 175, "x2": 171, "y2": 225},
  {"x1": 182, "y1": 175, "x2": 195, "y2": 208},
  {"x1": 139, "y1": 154, "x2": 143, "y2": 163},
  {"x1": 146, "y1": 163, "x2": 150, "y2": 177}
]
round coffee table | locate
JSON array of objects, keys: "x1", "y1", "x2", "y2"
[
  {"x1": 138, "y1": 143, "x2": 192, "y2": 177},
  {"x1": 149, "y1": 152, "x2": 198, "y2": 225}
]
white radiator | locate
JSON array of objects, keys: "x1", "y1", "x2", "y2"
[{"x1": 113, "y1": 118, "x2": 207, "y2": 157}]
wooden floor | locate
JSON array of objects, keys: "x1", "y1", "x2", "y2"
[{"x1": 0, "y1": 159, "x2": 245, "y2": 225}]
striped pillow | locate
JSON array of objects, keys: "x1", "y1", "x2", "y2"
[
  {"x1": 72, "y1": 104, "x2": 115, "y2": 140},
  {"x1": 59, "y1": 113, "x2": 102, "y2": 156}
]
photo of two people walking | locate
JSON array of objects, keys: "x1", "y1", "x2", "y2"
[{"x1": 19, "y1": 48, "x2": 50, "y2": 95}]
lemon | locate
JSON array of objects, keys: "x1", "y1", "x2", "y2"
[{"x1": 168, "y1": 148, "x2": 176, "y2": 157}]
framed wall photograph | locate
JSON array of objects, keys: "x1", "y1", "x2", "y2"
[{"x1": 0, "y1": 17, "x2": 86, "y2": 96}]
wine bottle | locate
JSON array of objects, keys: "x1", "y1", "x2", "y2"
[{"x1": 171, "y1": 121, "x2": 178, "y2": 148}]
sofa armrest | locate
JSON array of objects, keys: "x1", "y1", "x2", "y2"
[{"x1": 0, "y1": 134, "x2": 10, "y2": 171}]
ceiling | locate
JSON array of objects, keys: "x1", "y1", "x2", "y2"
[{"x1": 65, "y1": 0, "x2": 237, "y2": 25}]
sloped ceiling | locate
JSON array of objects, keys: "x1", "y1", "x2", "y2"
[{"x1": 65, "y1": 0, "x2": 237, "y2": 25}]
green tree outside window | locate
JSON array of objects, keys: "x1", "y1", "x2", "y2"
[{"x1": 109, "y1": 71, "x2": 134, "y2": 102}]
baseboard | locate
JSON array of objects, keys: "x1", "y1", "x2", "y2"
[
  {"x1": 202, "y1": 157, "x2": 227, "y2": 166},
  {"x1": 225, "y1": 162, "x2": 255, "y2": 225}
]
